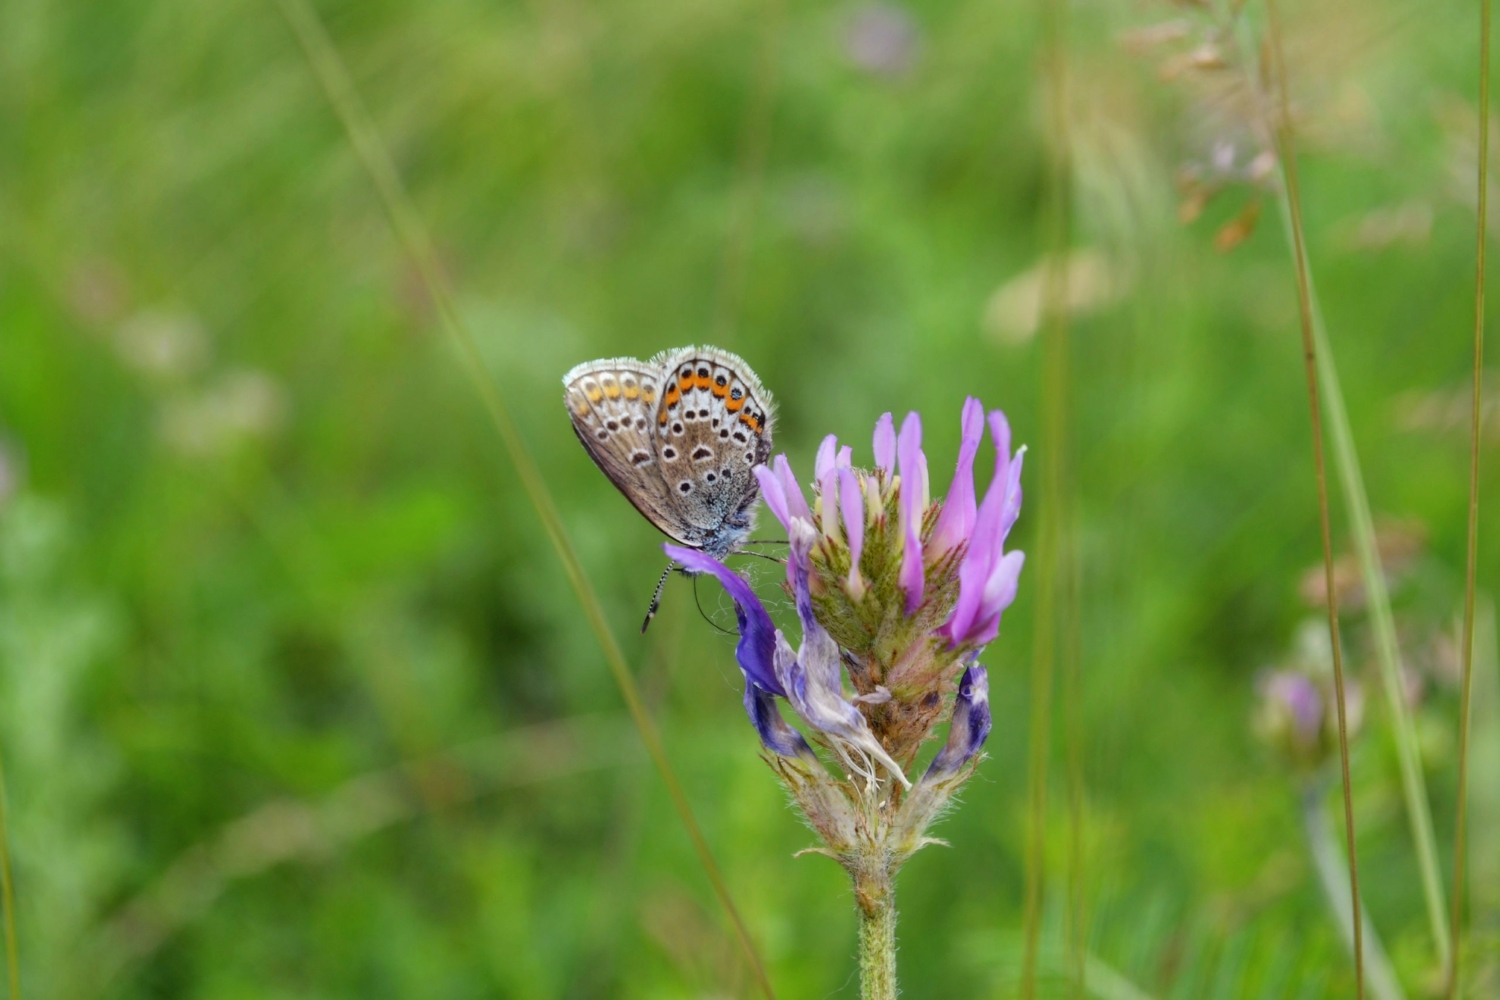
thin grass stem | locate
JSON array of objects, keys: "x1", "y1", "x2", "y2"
[
  {"x1": 267, "y1": 3, "x2": 776, "y2": 995},
  {"x1": 1023, "y1": 0, "x2": 1074, "y2": 993},
  {"x1": 0, "y1": 749, "x2": 17, "y2": 1000},
  {"x1": 1449, "y1": 0, "x2": 1490, "y2": 995},
  {"x1": 1262, "y1": 1, "x2": 1365, "y2": 995}
]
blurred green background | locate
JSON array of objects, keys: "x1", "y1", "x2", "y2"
[{"x1": 1, "y1": 0, "x2": 1497, "y2": 995}]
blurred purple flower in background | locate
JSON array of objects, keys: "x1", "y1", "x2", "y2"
[{"x1": 844, "y1": 2, "x2": 922, "y2": 78}]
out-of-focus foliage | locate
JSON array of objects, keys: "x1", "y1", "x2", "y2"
[{"x1": 0, "y1": 0, "x2": 1496, "y2": 995}]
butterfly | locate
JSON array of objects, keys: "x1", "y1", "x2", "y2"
[{"x1": 563, "y1": 346, "x2": 776, "y2": 629}]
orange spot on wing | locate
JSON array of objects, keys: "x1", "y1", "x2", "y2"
[
  {"x1": 603, "y1": 381, "x2": 622, "y2": 399},
  {"x1": 739, "y1": 412, "x2": 762, "y2": 433},
  {"x1": 725, "y1": 394, "x2": 746, "y2": 412},
  {"x1": 678, "y1": 372, "x2": 693, "y2": 391},
  {"x1": 585, "y1": 385, "x2": 603, "y2": 403},
  {"x1": 623, "y1": 383, "x2": 640, "y2": 400},
  {"x1": 711, "y1": 382, "x2": 729, "y2": 398},
  {"x1": 693, "y1": 373, "x2": 712, "y2": 390}
]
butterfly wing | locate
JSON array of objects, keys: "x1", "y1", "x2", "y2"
[
  {"x1": 563, "y1": 358, "x2": 692, "y2": 543},
  {"x1": 649, "y1": 346, "x2": 775, "y2": 556}
]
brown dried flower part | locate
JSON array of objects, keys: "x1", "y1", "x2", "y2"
[{"x1": 1297, "y1": 518, "x2": 1426, "y2": 610}]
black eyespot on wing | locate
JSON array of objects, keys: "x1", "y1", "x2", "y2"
[
  {"x1": 635, "y1": 417, "x2": 647, "y2": 430},
  {"x1": 662, "y1": 446, "x2": 677, "y2": 460},
  {"x1": 697, "y1": 366, "x2": 709, "y2": 378},
  {"x1": 731, "y1": 387, "x2": 743, "y2": 400},
  {"x1": 715, "y1": 374, "x2": 727, "y2": 387},
  {"x1": 744, "y1": 452, "x2": 754, "y2": 463},
  {"x1": 691, "y1": 445, "x2": 713, "y2": 461},
  {"x1": 631, "y1": 450, "x2": 651, "y2": 466},
  {"x1": 718, "y1": 429, "x2": 729, "y2": 439},
  {"x1": 595, "y1": 429, "x2": 608, "y2": 440},
  {"x1": 732, "y1": 431, "x2": 748, "y2": 443},
  {"x1": 705, "y1": 471, "x2": 717, "y2": 483},
  {"x1": 672, "y1": 422, "x2": 684, "y2": 434},
  {"x1": 678, "y1": 481, "x2": 693, "y2": 493},
  {"x1": 605, "y1": 420, "x2": 619, "y2": 431}
]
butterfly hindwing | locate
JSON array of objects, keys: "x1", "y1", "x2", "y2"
[{"x1": 650, "y1": 347, "x2": 774, "y2": 554}]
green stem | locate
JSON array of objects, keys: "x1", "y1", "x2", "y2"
[
  {"x1": 857, "y1": 868, "x2": 898, "y2": 1000},
  {"x1": 1301, "y1": 782, "x2": 1407, "y2": 1000}
]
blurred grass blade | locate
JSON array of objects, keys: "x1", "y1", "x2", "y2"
[
  {"x1": 1450, "y1": 0, "x2": 1490, "y2": 994},
  {"x1": 0, "y1": 751, "x2": 17, "y2": 1000},
  {"x1": 1023, "y1": 0, "x2": 1076, "y2": 993},
  {"x1": 711, "y1": 0, "x2": 783, "y2": 346},
  {"x1": 86, "y1": 715, "x2": 638, "y2": 992},
  {"x1": 1262, "y1": 1, "x2": 1366, "y2": 996},
  {"x1": 267, "y1": 2, "x2": 777, "y2": 995},
  {"x1": 1301, "y1": 784, "x2": 1407, "y2": 1000}
]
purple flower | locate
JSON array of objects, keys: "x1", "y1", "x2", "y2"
[
  {"x1": 873, "y1": 412, "x2": 896, "y2": 472},
  {"x1": 940, "y1": 411, "x2": 1026, "y2": 648},
  {"x1": 928, "y1": 397, "x2": 985, "y2": 559},
  {"x1": 665, "y1": 544, "x2": 813, "y2": 760},
  {"x1": 897, "y1": 412, "x2": 928, "y2": 613},
  {"x1": 924, "y1": 663, "x2": 992, "y2": 779},
  {"x1": 838, "y1": 466, "x2": 866, "y2": 596}
]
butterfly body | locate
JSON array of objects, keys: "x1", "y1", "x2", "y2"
[{"x1": 563, "y1": 346, "x2": 775, "y2": 560}]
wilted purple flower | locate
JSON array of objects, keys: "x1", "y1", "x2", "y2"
[{"x1": 924, "y1": 663, "x2": 992, "y2": 779}]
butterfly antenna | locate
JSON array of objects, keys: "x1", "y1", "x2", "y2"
[
  {"x1": 728, "y1": 550, "x2": 786, "y2": 565},
  {"x1": 641, "y1": 561, "x2": 676, "y2": 634},
  {"x1": 693, "y1": 575, "x2": 736, "y2": 637}
]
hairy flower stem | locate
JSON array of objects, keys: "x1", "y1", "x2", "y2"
[{"x1": 856, "y1": 866, "x2": 898, "y2": 1000}]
